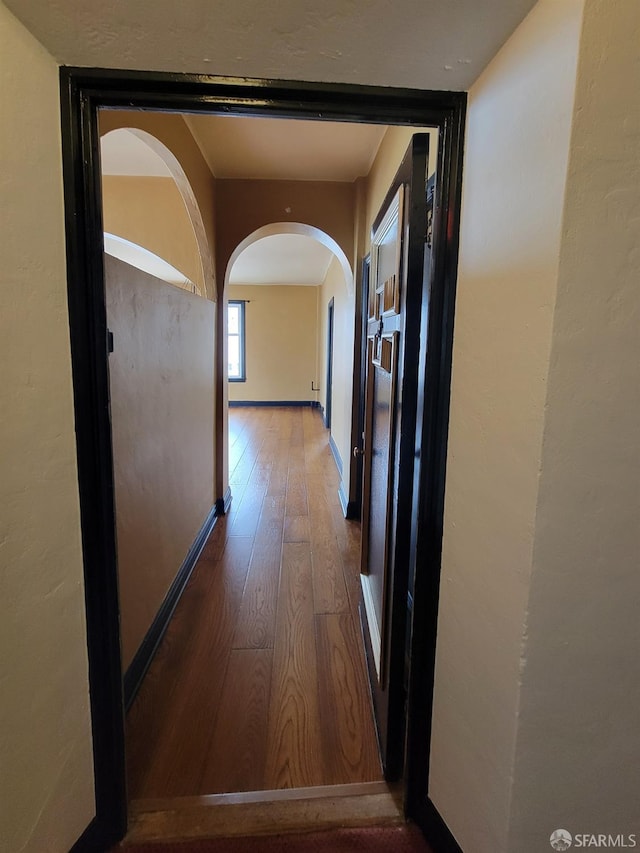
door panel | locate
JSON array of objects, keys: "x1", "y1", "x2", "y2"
[
  {"x1": 359, "y1": 134, "x2": 430, "y2": 779},
  {"x1": 325, "y1": 298, "x2": 334, "y2": 429},
  {"x1": 362, "y1": 331, "x2": 398, "y2": 682}
]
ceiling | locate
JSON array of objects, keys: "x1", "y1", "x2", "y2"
[
  {"x1": 72, "y1": 0, "x2": 537, "y2": 287},
  {"x1": 102, "y1": 117, "x2": 388, "y2": 183},
  {"x1": 229, "y1": 234, "x2": 334, "y2": 286},
  {"x1": 6, "y1": 0, "x2": 538, "y2": 93},
  {"x1": 185, "y1": 115, "x2": 386, "y2": 182}
]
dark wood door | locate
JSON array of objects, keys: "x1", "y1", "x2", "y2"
[
  {"x1": 325, "y1": 298, "x2": 334, "y2": 429},
  {"x1": 360, "y1": 134, "x2": 430, "y2": 779}
]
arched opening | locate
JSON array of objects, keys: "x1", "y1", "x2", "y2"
[
  {"x1": 223, "y1": 224, "x2": 354, "y2": 495},
  {"x1": 100, "y1": 127, "x2": 215, "y2": 300},
  {"x1": 225, "y1": 222, "x2": 353, "y2": 295}
]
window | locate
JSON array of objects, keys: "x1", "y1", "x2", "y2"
[{"x1": 228, "y1": 300, "x2": 246, "y2": 381}]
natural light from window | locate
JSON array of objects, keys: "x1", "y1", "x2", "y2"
[{"x1": 228, "y1": 300, "x2": 245, "y2": 381}]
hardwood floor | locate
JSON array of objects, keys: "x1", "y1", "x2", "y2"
[{"x1": 126, "y1": 406, "x2": 382, "y2": 800}]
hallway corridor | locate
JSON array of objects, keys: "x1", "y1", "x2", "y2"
[{"x1": 126, "y1": 406, "x2": 382, "y2": 800}]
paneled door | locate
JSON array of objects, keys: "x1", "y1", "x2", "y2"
[{"x1": 360, "y1": 134, "x2": 431, "y2": 779}]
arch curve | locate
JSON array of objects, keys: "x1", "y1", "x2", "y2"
[
  {"x1": 225, "y1": 222, "x2": 353, "y2": 296},
  {"x1": 100, "y1": 128, "x2": 216, "y2": 301}
]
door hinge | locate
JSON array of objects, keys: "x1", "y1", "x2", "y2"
[{"x1": 107, "y1": 329, "x2": 114, "y2": 354}]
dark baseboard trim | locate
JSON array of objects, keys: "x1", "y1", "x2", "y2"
[
  {"x1": 345, "y1": 499, "x2": 360, "y2": 520},
  {"x1": 414, "y1": 798, "x2": 463, "y2": 853},
  {"x1": 69, "y1": 815, "x2": 119, "y2": 853},
  {"x1": 70, "y1": 817, "x2": 97, "y2": 853},
  {"x1": 329, "y1": 434, "x2": 343, "y2": 475},
  {"x1": 337, "y1": 482, "x2": 349, "y2": 517},
  {"x1": 229, "y1": 400, "x2": 319, "y2": 408},
  {"x1": 215, "y1": 487, "x2": 232, "y2": 515},
  {"x1": 123, "y1": 504, "x2": 218, "y2": 711}
]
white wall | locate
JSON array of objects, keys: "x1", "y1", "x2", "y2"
[
  {"x1": 429, "y1": 2, "x2": 585, "y2": 851},
  {"x1": 508, "y1": 0, "x2": 640, "y2": 846},
  {"x1": 0, "y1": 3, "x2": 95, "y2": 851}
]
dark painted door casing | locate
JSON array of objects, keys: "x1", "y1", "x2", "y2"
[{"x1": 359, "y1": 135, "x2": 430, "y2": 780}]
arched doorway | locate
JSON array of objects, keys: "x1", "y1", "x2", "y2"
[
  {"x1": 100, "y1": 126, "x2": 216, "y2": 301},
  {"x1": 221, "y1": 223, "x2": 354, "y2": 501}
]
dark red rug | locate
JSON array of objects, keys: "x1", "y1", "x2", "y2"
[{"x1": 117, "y1": 824, "x2": 433, "y2": 852}]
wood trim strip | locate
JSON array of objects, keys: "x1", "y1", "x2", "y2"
[
  {"x1": 132, "y1": 780, "x2": 394, "y2": 812},
  {"x1": 123, "y1": 505, "x2": 218, "y2": 709},
  {"x1": 127, "y1": 787, "x2": 403, "y2": 843},
  {"x1": 59, "y1": 69, "x2": 128, "y2": 851},
  {"x1": 404, "y1": 98, "x2": 467, "y2": 844}
]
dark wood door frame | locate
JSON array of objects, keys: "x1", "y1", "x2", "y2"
[
  {"x1": 360, "y1": 135, "x2": 430, "y2": 783},
  {"x1": 347, "y1": 254, "x2": 370, "y2": 520},
  {"x1": 59, "y1": 68, "x2": 465, "y2": 853},
  {"x1": 324, "y1": 297, "x2": 334, "y2": 430}
]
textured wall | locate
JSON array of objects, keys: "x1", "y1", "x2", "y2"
[
  {"x1": 3, "y1": 2, "x2": 639, "y2": 852},
  {"x1": 105, "y1": 256, "x2": 216, "y2": 668},
  {"x1": 2, "y1": 0, "x2": 538, "y2": 92},
  {"x1": 508, "y1": 0, "x2": 640, "y2": 846},
  {"x1": 429, "y1": 2, "x2": 585, "y2": 851},
  {"x1": 0, "y1": 4, "x2": 95, "y2": 850}
]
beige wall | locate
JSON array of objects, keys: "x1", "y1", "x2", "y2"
[
  {"x1": 102, "y1": 175, "x2": 204, "y2": 292},
  {"x1": 227, "y1": 284, "x2": 319, "y2": 403},
  {"x1": 317, "y1": 257, "x2": 354, "y2": 487},
  {"x1": 364, "y1": 125, "x2": 438, "y2": 250},
  {"x1": 105, "y1": 256, "x2": 216, "y2": 668},
  {"x1": 99, "y1": 110, "x2": 222, "y2": 499},
  {"x1": 429, "y1": 2, "x2": 585, "y2": 851},
  {"x1": 508, "y1": 0, "x2": 640, "y2": 846},
  {"x1": 4, "y1": 4, "x2": 639, "y2": 852},
  {"x1": 216, "y1": 179, "x2": 356, "y2": 288},
  {"x1": 0, "y1": 4, "x2": 95, "y2": 851}
]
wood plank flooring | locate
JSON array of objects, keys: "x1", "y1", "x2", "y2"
[
  {"x1": 126, "y1": 406, "x2": 382, "y2": 799},
  {"x1": 127, "y1": 782, "x2": 402, "y2": 843}
]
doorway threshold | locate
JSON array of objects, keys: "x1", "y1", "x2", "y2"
[{"x1": 126, "y1": 781, "x2": 403, "y2": 843}]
